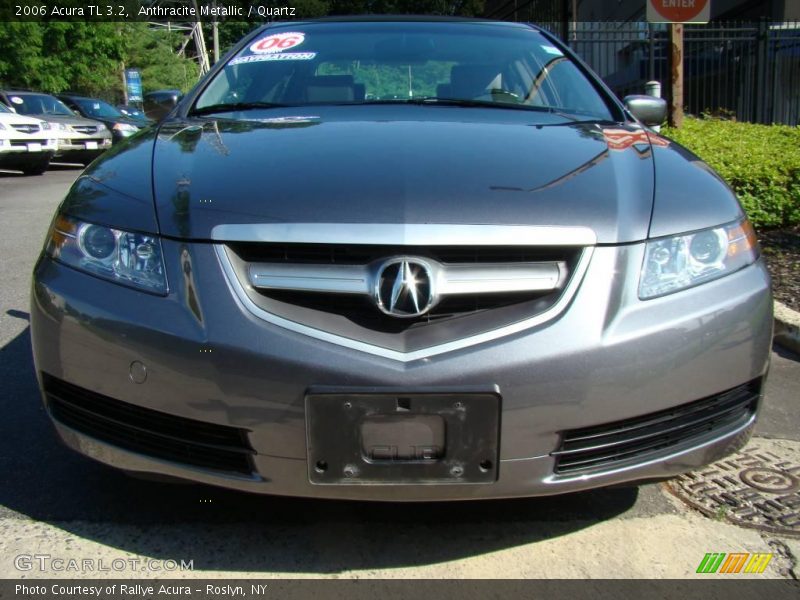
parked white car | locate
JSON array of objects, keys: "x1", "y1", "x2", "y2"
[{"x1": 0, "y1": 102, "x2": 57, "y2": 175}]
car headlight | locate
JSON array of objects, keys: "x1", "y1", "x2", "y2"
[
  {"x1": 639, "y1": 219, "x2": 759, "y2": 300},
  {"x1": 113, "y1": 122, "x2": 139, "y2": 136},
  {"x1": 0, "y1": 122, "x2": 6, "y2": 130},
  {"x1": 41, "y1": 122, "x2": 51, "y2": 130},
  {"x1": 45, "y1": 215, "x2": 168, "y2": 295},
  {"x1": 96, "y1": 123, "x2": 107, "y2": 131}
]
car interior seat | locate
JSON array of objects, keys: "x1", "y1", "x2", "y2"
[
  {"x1": 448, "y1": 65, "x2": 503, "y2": 99},
  {"x1": 304, "y1": 75, "x2": 357, "y2": 103}
]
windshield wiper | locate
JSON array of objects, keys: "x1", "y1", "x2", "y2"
[
  {"x1": 358, "y1": 97, "x2": 590, "y2": 120},
  {"x1": 189, "y1": 101, "x2": 287, "y2": 116},
  {"x1": 359, "y1": 97, "x2": 536, "y2": 111}
]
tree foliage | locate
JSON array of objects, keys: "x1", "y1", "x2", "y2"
[
  {"x1": 0, "y1": 22, "x2": 124, "y2": 95},
  {"x1": 122, "y1": 23, "x2": 200, "y2": 96},
  {"x1": 0, "y1": 21, "x2": 201, "y2": 101},
  {"x1": 0, "y1": 1, "x2": 486, "y2": 100},
  {"x1": 663, "y1": 117, "x2": 800, "y2": 229}
]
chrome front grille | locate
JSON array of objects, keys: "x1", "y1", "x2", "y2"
[
  {"x1": 72, "y1": 125, "x2": 98, "y2": 134},
  {"x1": 226, "y1": 242, "x2": 577, "y2": 328},
  {"x1": 11, "y1": 123, "x2": 40, "y2": 134},
  {"x1": 247, "y1": 258, "x2": 565, "y2": 296},
  {"x1": 214, "y1": 223, "x2": 595, "y2": 360}
]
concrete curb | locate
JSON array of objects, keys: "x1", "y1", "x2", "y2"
[{"x1": 774, "y1": 300, "x2": 800, "y2": 356}]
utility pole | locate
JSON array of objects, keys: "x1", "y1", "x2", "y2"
[
  {"x1": 121, "y1": 62, "x2": 128, "y2": 105},
  {"x1": 669, "y1": 23, "x2": 684, "y2": 128},
  {"x1": 147, "y1": 0, "x2": 211, "y2": 77},
  {"x1": 570, "y1": 0, "x2": 578, "y2": 42},
  {"x1": 190, "y1": 0, "x2": 210, "y2": 74},
  {"x1": 212, "y1": 0, "x2": 219, "y2": 64}
]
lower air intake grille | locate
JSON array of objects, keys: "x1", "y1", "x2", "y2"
[
  {"x1": 553, "y1": 381, "x2": 760, "y2": 475},
  {"x1": 43, "y1": 374, "x2": 254, "y2": 475}
]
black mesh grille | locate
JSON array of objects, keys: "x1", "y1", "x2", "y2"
[
  {"x1": 553, "y1": 381, "x2": 760, "y2": 475},
  {"x1": 227, "y1": 242, "x2": 573, "y2": 265},
  {"x1": 262, "y1": 288, "x2": 554, "y2": 332},
  {"x1": 11, "y1": 123, "x2": 40, "y2": 134},
  {"x1": 43, "y1": 375, "x2": 254, "y2": 475}
]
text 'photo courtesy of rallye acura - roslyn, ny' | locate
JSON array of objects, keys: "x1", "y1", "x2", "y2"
[{"x1": 31, "y1": 17, "x2": 773, "y2": 501}]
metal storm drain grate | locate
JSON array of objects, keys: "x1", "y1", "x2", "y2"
[{"x1": 666, "y1": 441, "x2": 800, "y2": 537}]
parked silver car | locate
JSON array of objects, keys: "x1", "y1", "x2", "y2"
[{"x1": 31, "y1": 18, "x2": 772, "y2": 501}]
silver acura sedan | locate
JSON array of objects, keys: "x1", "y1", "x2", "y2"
[{"x1": 31, "y1": 18, "x2": 772, "y2": 500}]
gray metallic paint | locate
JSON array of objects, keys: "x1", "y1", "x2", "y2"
[
  {"x1": 648, "y1": 136, "x2": 745, "y2": 238},
  {"x1": 149, "y1": 112, "x2": 657, "y2": 243},
  {"x1": 30, "y1": 18, "x2": 772, "y2": 499}
]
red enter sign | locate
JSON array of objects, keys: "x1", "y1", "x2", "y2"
[{"x1": 648, "y1": 0, "x2": 711, "y2": 23}]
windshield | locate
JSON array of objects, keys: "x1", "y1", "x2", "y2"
[
  {"x1": 75, "y1": 98, "x2": 123, "y2": 118},
  {"x1": 0, "y1": 103, "x2": 9, "y2": 113},
  {"x1": 194, "y1": 22, "x2": 615, "y2": 120},
  {"x1": 9, "y1": 94, "x2": 75, "y2": 117}
]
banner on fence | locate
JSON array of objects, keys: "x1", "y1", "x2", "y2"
[{"x1": 124, "y1": 68, "x2": 143, "y2": 104}]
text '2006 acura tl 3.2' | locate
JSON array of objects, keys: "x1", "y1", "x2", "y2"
[{"x1": 31, "y1": 17, "x2": 772, "y2": 500}]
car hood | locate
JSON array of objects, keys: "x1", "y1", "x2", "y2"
[
  {"x1": 34, "y1": 114, "x2": 104, "y2": 127},
  {"x1": 151, "y1": 106, "x2": 656, "y2": 243},
  {"x1": 91, "y1": 115, "x2": 141, "y2": 127},
  {"x1": 0, "y1": 112, "x2": 46, "y2": 127}
]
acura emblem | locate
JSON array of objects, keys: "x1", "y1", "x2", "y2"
[{"x1": 374, "y1": 258, "x2": 435, "y2": 318}]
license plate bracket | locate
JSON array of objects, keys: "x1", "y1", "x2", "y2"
[{"x1": 306, "y1": 388, "x2": 500, "y2": 485}]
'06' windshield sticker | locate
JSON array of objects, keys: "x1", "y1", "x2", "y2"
[
  {"x1": 250, "y1": 32, "x2": 306, "y2": 54},
  {"x1": 230, "y1": 52, "x2": 316, "y2": 65}
]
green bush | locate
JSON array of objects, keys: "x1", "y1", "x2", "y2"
[{"x1": 662, "y1": 118, "x2": 800, "y2": 230}]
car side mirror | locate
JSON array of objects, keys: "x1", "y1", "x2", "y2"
[
  {"x1": 623, "y1": 95, "x2": 667, "y2": 127},
  {"x1": 144, "y1": 95, "x2": 180, "y2": 122}
]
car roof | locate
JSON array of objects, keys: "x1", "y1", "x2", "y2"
[
  {"x1": 246, "y1": 17, "x2": 544, "y2": 45},
  {"x1": 249, "y1": 17, "x2": 543, "y2": 41},
  {"x1": 1, "y1": 90, "x2": 61, "y2": 98},
  {"x1": 60, "y1": 92, "x2": 100, "y2": 98},
  {"x1": 281, "y1": 15, "x2": 533, "y2": 26}
]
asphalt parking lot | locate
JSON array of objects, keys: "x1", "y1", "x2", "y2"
[{"x1": 0, "y1": 168, "x2": 798, "y2": 579}]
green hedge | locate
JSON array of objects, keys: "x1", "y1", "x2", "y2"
[{"x1": 662, "y1": 118, "x2": 800, "y2": 230}]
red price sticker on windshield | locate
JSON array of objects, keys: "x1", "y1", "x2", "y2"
[{"x1": 250, "y1": 32, "x2": 306, "y2": 54}]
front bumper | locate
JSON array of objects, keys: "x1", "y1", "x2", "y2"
[
  {"x1": 30, "y1": 241, "x2": 773, "y2": 500},
  {"x1": 55, "y1": 138, "x2": 112, "y2": 162}
]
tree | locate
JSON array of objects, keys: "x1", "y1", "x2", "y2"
[
  {"x1": 0, "y1": 22, "x2": 125, "y2": 95},
  {"x1": 121, "y1": 23, "x2": 201, "y2": 96},
  {"x1": 0, "y1": 22, "x2": 203, "y2": 101}
]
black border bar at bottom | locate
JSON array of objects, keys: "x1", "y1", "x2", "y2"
[{"x1": 1, "y1": 580, "x2": 799, "y2": 600}]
